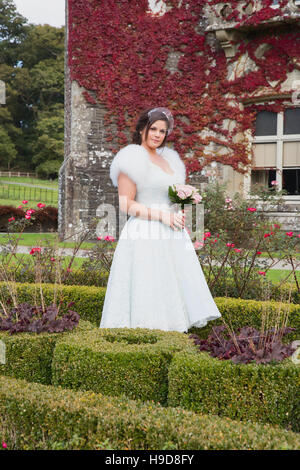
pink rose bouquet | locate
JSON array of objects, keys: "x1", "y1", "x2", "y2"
[{"x1": 168, "y1": 183, "x2": 202, "y2": 211}]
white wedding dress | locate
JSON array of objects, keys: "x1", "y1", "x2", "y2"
[{"x1": 99, "y1": 143, "x2": 222, "y2": 332}]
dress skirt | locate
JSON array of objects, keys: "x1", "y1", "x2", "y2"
[{"x1": 99, "y1": 211, "x2": 222, "y2": 333}]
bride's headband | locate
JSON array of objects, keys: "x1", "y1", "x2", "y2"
[{"x1": 147, "y1": 107, "x2": 174, "y2": 136}]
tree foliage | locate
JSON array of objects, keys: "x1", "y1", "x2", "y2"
[{"x1": 0, "y1": 0, "x2": 64, "y2": 175}]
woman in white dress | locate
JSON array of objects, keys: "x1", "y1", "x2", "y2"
[{"x1": 99, "y1": 107, "x2": 221, "y2": 332}]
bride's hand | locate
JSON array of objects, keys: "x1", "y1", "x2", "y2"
[{"x1": 161, "y1": 211, "x2": 185, "y2": 231}]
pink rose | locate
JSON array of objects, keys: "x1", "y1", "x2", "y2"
[
  {"x1": 174, "y1": 184, "x2": 198, "y2": 199},
  {"x1": 177, "y1": 190, "x2": 186, "y2": 199},
  {"x1": 182, "y1": 187, "x2": 193, "y2": 197},
  {"x1": 192, "y1": 193, "x2": 202, "y2": 203}
]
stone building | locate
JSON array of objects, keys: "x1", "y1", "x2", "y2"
[{"x1": 60, "y1": 0, "x2": 300, "y2": 241}]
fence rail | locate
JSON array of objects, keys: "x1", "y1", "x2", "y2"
[
  {"x1": 0, "y1": 186, "x2": 57, "y2": 204},
  {"x1": 0, "y1": 171, "x2": 37, "y2": 178}
]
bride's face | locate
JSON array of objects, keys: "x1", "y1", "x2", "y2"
[{"x1": 141, "y1": 120, "x2": 168, "y2": 150}]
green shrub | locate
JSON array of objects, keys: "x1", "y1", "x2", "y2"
[
  {"x1": 5, "y1": 265, "x2": 299, "y2": 303},
  {"x1": 209, "y1": 275, "x2": 300, "y2": 305},
  {"x1": 9, "y1": 266, "x2": 109, "y2": 288},
  {"x1": 52, "y1": 327, "x2": 197, "y2": 405},
  {"x1": 0, "y1": 320, "x2": 94, "y2": 384},
  {"x1": 0, "y1": 281, "x2": 106, "y2": 326},
  {"x1": 1, "y1": 375, "x2": 300, "y2": 450},
  {"x1": 189, "y1": 297, "x2": 300, "y2": 342},
  {"x1": 1, "y1": 282, "x2": 299, "y2": 339},
  {"x1": 168, "y1": 351, "x2": 300, "y2": 432}
]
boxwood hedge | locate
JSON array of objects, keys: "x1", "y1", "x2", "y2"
[
  {"x1": 0, "y1": 281, "x2": 106, "y2": 325},
  {"x1": 1, "y1": 375, "x2": 300, "y2": 450},
  {"x1": 0, "y1": 320, "x2": 94, "y2": 385},
  {"x1": 7, "y1": 264, "x2": 300, "y2": 303},
  {"x1": 168, "y1": 351, "x2": 300, "y2": 432},
  {"x1": 52, "y1": 327, "x2": 198, "y2": 405},
  {"x1": 1, "y1": 281, "x2": 299, "y2": 340}
]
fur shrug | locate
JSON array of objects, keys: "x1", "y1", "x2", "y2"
[{"x1": 110, "y1": 144, "x2": 186, "y2": 188}]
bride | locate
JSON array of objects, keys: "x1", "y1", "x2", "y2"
[{"x1": 99, "y1": 107, "x2": 221, "y2": 332}]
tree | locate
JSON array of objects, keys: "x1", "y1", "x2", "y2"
[
  {"x1": 0, "y1": 0, "x2": 28, "y2": 66},
  {"x1": 32, "y1": 104, "x2": 64, "y2": 178},
  {"x1": 0, "y1": 126, "x2": 17, "y2": 169},
  {"x1": 0, "y1": 1, "x2": 65, "y2": 173},
  {"x1": 19, "y1": 24, "x2": 65, "y2": 69}
]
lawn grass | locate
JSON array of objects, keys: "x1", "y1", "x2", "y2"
[
  {"x1": 0, "y1": 176, "x2": 58, "y2": 188},
  {"x1": 2, "y1": 252, "x2": 86, "y2": 269},
  {"x1": 0, "y1": 233, "x2": 95, "y2": 250},
  {"x1": 1, "y1": 234, "x2": 299, "y2": 287},
  {"x1": 265, "y1": 269, "x2": 300, "y2": 283},
  {"x1": 0, "y1": 184, "x2": 58, "y2": 206},
  {"x1": 260, "y1": 251, "x2": 300, "y2": 260},
  {"x1": 0, "y1": 234, "x2": 299, "y2": 278},
  {"x1": 0, "y1": 199, "x2": 58, "y2": 208},
  {"x1": 2, "y1": 248, "x2": 299, "y2": 286}
]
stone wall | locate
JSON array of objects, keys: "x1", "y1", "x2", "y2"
[
  {"x1": 60, "y1": 0, "x2": 300, "y2": 240},
  {"x1": 60, "y1": 2, "x2": 208, "y2": 242}
]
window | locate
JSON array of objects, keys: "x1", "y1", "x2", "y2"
[{"x1": 251, "y1": 108, "x2": 300, "y2": 196}]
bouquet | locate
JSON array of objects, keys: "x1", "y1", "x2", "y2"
[{"x1": 168, "y1": 184, "x2": 202, "y2": 212}]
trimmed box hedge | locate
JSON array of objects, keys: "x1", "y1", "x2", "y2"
[
  {"x1": 1, "y1": 281, "x2": 299, "y2": 340},
  {"x1": 0, "y1": 320, "x2": 94, "y2": 385},
  {"x1": 1, "y1": 375, "x2": 300, "y2": 450},
  {"x1": 9, "y1": 266, "x2": 109, "y2": 288},
  {"x1": 0, "y1": 281, "x2": 106, "y2": 325},
  {"x1": 189, "y1": 297, "x2": 300, "y2": 342},
  {"x1": 7, "y1": 264, "x2": 300, "y2": 303},
  {"x1": 168, "y1": 351, "x2": 300, "y2": 432},
  {"x1": 52, "y1": 327, "x2": 197, "y2": 405}
]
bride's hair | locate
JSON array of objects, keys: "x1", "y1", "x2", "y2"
[{"x1": 132, "y1": 107, "x2": 169, "y2": 147}]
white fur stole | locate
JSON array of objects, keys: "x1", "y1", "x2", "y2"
[{"x1": 110, "y1": 143, "x2": 186, "y2": 188}]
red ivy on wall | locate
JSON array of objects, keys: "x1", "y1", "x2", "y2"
[{"x1": 68, "y1": 0, "x2": 300, "y2": 176}]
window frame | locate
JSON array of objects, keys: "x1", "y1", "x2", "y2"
[{"x1": 246, "y1": 110, "x2": 300, "y2": 200}]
